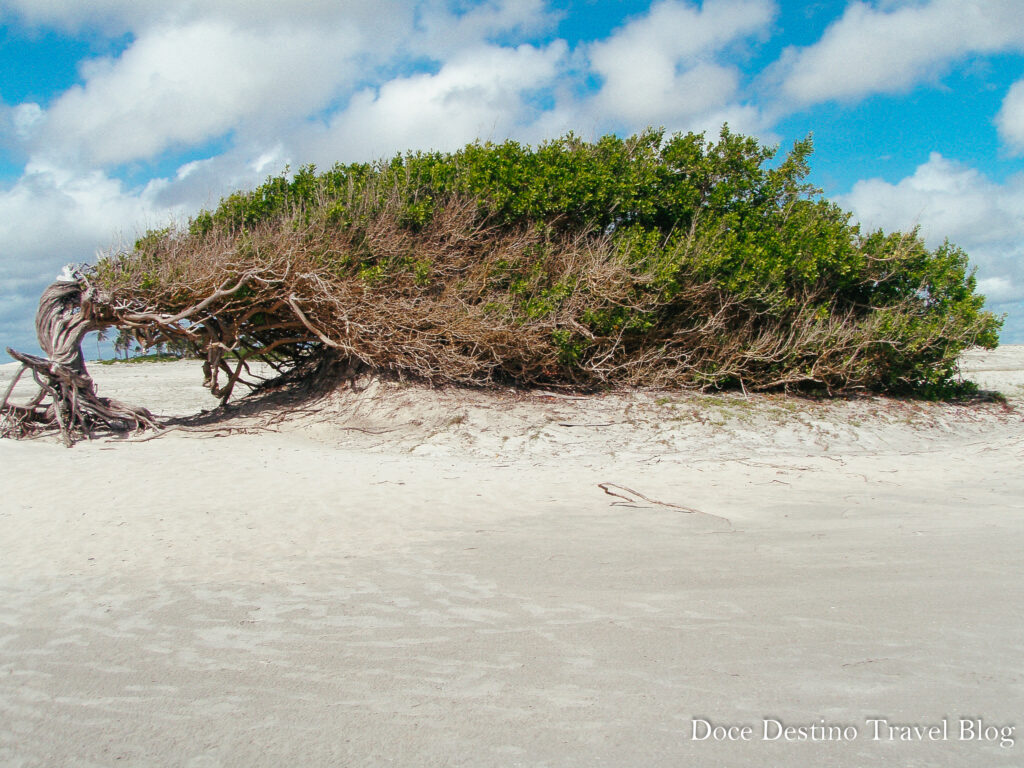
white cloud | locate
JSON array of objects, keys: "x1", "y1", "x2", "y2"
[
  {"x1": 145, "y1": 142, "x2": 289, "y2": 211},
  {"x1": 585, "y1": 0, "x2": 775, "y2": 133},
  {"x1": 299, "y1": 42, "x2": 568, "y2": 164},
  {"x1": 6, "y1": 0, "x2": 567, "y2": 170},
  {"x1": 0, "y1": 292, "x2": 40, "y2": 357},
  {"x1": 0, "y1": 0, "x2": 155, "y2": 32},
  {"x1": 23, "y1": 18, "x2": 363, "y2": 166},
  {"x1": 684, "y1": 102, "x2": 775, "y2": 141},
  {"x1": 0, "y1": 161, "x2": 189, "y2": 352},
  {"x1": 0, "y1": 0, "x2": 412, "y2": 35},
  {"x1": 996, "y1": 78, "x2": 1024, "y2": 155},
  {"x1": 838, "y1": 153, "x2": 1024, "y2": 305},
  {"x1": 0, "y1": 161, "x2": 183, "y2": 282},
  {"x1": 412, "y1": 0, "x2": 559, "y2": 57},
  {"x1": 0, "y1": 0, "x2": 541, "y2": 63},
  {"x1": 776, "y1": 0, "x2": 1024, "y2": 106},
  {"x1": 11, "y1": 103, "x2": 42, "y2": 139}
]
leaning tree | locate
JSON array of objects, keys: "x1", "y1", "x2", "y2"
[
  {"x1": 2, "y1": 273, "x2": 158, "y2": 445},
  {"x1": 1, "y1": 128, "x2": 1002, "y2": 445}
]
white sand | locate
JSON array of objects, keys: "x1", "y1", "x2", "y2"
[{"x1": 1, "y1": 350, "x2": 1022, "y2": 767}]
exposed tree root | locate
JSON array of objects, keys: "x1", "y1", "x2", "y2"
[{"x1": 2, "y1": 278, "x2": 159, "y2": 446}]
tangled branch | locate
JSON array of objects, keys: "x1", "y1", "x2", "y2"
[
  {"x1": 2, "y1": 279, "x2": 158, "y2": 445},
  {"x1": 2, "y1": 129, "x2": 1000, "y2": 444}
]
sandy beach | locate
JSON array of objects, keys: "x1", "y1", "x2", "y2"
[{"x1": 1, "y1": 347, "x2": 1022, "y2": 767}]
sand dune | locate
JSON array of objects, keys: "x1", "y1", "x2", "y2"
[{"x1": 1, "y1": 349, "x2": 1022, "y2": 767}]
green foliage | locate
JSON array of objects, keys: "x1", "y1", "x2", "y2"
[
  {"x1": 99, "y1": 353, "x2": 183, "y2": 366},
  {"x1": 123, "y1": 126, "x2": 1000, "y2": 394}
]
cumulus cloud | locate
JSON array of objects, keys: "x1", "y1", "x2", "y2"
[
  {"x1": 0, "y1": 0, "x2": 412, "y2": 35},
  {"x1": 147, "y1": 142, "x2": 290, "y2": 211},
  {"x1": 10, "y1": 103, "x2": 42, "y2": 140},
  {"x1": 776, "y1": 0, "x2": 1024, "y2": 106},
  {"x1": 412, "y1": 0, "x2": 559, "y2": 57},
  {"x1": 0, "y1": 292, "x2": 40, "y2": 358},
  {"x1": 0, "y1": 161, "x2": 189, "y2": 353},
  {"x1": 5, "y1": 0, "x2": 567, "y2": 169},
  {"x1": 21, "y1": 19, "x2": 364, "y2": 167},
  {"x1": 996, "y1": 78, "x2": 1024, "y2": 155},
  {"x1": 0, "y1": 0, "x2": 544, "y2": 61},
  {"x1": 838, "y1": 153, "x2": 1024, "y2": 305},
  {"x1": 585, "y1": 0, "x2": 775, "y2": 134},
  {"x1": 0, "y1": 161, "x2": 183, "y2": 281},
  {"x1": 299, "y1": 42, "x2": 568, "y2": 164}
]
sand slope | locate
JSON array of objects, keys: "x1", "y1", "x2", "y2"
[{"x1": 1, "y1": 350, "x2": 1022, "y2": 767}]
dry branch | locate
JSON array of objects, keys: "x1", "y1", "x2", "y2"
[{"x1": 598, "y1": 482, "x2": 702, "y2": 513}]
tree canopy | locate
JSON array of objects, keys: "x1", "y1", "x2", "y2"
[{"x1": 1, "y1": 127, "x2": 1003, "y2": 443}]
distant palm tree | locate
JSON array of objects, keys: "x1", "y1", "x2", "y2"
[
  {"x1": 95, "y1": 328, "x2": 108, "y2": 361},
  {"x1": 113, "y1": 328, "x2": 136, "y2": 360}
]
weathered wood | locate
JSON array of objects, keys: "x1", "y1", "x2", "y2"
[{"x1": 2, "y1": 276, "x2": 159, "y2": 445}]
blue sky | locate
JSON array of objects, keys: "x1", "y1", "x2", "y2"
[{"x1": 1, "y1": 0, "x2": 1023, "y2": 360}]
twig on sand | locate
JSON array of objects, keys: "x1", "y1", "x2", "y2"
[
  {"x1": 598, "y1": 482, "x2": 701, "y2": 512},
  {"x1": 597, "y1": 482, "x2": 732, "y2": 526},
  {"x1": 123, "y1": 425, "x2": 249, "y2": 442}
]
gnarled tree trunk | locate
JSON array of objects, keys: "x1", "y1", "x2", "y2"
[{"x1": 2, "y1": 277, "x2": 157, "y2": 446}]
